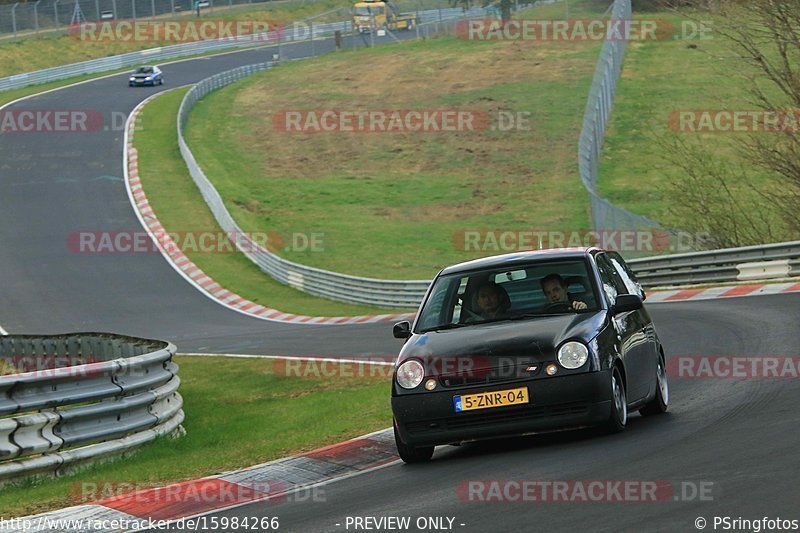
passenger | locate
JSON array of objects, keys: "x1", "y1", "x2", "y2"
[
  {"x1": 468, "y1": 281, "x2": 510, "y2": 321},
  {"x1": 540, "y1": 273, "x2": 587, "y2": 310}
]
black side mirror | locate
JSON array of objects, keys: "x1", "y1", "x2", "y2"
[
  {"x1": 612, "y1": 294, "x2": 643, "y2": 314},
  {"x1": 393, "y1": 320, "x2": 411, "y2": 339}
]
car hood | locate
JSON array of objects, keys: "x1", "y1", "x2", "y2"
[{"x1": 398, "y1": 311, "x2": 607, "y2": 372}]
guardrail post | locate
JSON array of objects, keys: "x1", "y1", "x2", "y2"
[
  {"x1": 112, "y1": 0, "x2": 117, "y2": 19},
  {"x1": 170, "y1": 0, "x2": 174, "y2": 13},
  {"x1": 11, "y1": 3, "x2": 18, "y2": 37},
  {"x1": 53, "y1": 0, "x2": 60, "y2": 29},
  {"x1": 34, "y1": 0, "x2": 41, "y2": 33},
  {"x1": 132, "y1": 0, "x2": 136, "y2": 19},
  {"x1": 151, "y1": 0, "x2": 155, "y2": 16}
]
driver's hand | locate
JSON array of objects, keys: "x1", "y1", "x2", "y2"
[{"x1": 571, "y1": 301, "x2": 587, "y2": 310}]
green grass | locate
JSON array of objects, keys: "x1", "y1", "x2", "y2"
[
  {"x1": 0, "y1": 356, "x2": 392, "y2": 517},
  {"x1": 0, "y1": 0, "x2": 359, "y2": 78},
  {"x1": 135, "y1": 88, "x2": 406, "y2": 315},
  {"x1": 597, "y1": 11, "x2": 787, "y2": 233},
  {"x1": 181, "y1": 0, "x2": 611, "y2": 280}
]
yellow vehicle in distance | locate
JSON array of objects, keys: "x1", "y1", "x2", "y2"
[{"x1": 353, "y1": 0, "x2": 419, "y2": 33}]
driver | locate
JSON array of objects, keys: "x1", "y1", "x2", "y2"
[{"x1": 541, "y1": 273, "x2": 587, "y2": 311}]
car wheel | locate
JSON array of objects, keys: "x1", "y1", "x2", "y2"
[
  {"x1": 159, "y1": 78, "x2": 164, "y2": 86},
  {"x1": 394, "y1": 420, "x2": 434, "y2": 463},
  {"x1": 601, "y1": 367, "x2": 627, "y2": 433},
  {"x1": 640, "y1": 355, "x2": 669, "y2": 416}
]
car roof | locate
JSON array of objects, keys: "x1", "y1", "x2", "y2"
[{"x1": 439, "y1": 247, "x2": 603, "y2": 276}]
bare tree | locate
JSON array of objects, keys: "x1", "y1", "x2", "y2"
[{"x1": 661, "y1": 0, "x2": 800, "y2": 244}]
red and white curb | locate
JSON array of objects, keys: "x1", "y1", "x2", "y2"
[
  {"x1": 8, "y1": 428, "x2": 398, "y2": 532},
  {"x1": 124, "y1": 94, "x2": 415, "y2": 326},
  {"x1": 644, "y1": 280, "x2": 800, "y2": 303}
]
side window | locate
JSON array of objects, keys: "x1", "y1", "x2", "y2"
[
  {"x1": 608, "y1": 252, "x2": 644, "y2": 299},
  {"x1": 417, "y1": 277, "x2": 459, "y2": 331},
  {"x1": 595, "y1": 254, "x2": 628, "y2": 306},
  {"x1": 451, "y1": 277, "x2": 469, "y2": 323}
]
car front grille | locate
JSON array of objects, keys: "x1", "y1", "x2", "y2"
[
  {"x1": 405, "y1": 401, "x2": 590, "y2": 435},
  {"x1": 438, "y1": 364, "x2": 541, "y2": 388}
]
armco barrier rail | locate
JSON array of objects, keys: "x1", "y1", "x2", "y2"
[
  {"x1": 177, "y1": 62, "x2": 431, "y2": 309},
  {"x1": 627, "y1": 240, "x2": 800, "y2": 287},
  {"x1": 0, "y1": 4, "x2": 489, "y2": 93},
  {"x1": 173, "y1": 8, "x2": 505, "y2": 309},
  {"x1": 0, "y1": 333, "x2": 183, "y2": 483}
]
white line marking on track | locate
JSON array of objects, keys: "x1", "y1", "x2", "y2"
[{"x1": 179, "y1": 352, "x2": 395, "y2": 365}]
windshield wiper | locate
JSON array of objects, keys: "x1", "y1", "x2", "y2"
[{"x1": 420, "y1": 323, "x2": 468, "y2": 333}]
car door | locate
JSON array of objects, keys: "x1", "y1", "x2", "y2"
[
  {"x1": 608, "y1": 251, "x2": 660, "y2": 395},
  {"x1": 595, "y1": 253, "x2": 651, "y2": 402}
]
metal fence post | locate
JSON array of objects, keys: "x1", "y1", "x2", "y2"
[
  {"x1": 151, "y1": 0, "x2": 155, "y2": 16},
  {"x1": 132, "y1": 0, "x2": 136, "y2": 19},
  {"x1": 54, "y1": 0, "x2": 60, "y2": 29},
  {"x1": 11, "y1": 3, "x2": 18, "y2": 37},
  {"x1": 34, "y1": 0, "x2": 41, "y2": 33}
]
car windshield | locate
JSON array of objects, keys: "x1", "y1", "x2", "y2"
[
  {"x1": 416, "y1": 259, "x2": 600, "y2": 333},
  {"x1": 135, "y1": 67, "x2": 154, "y2": 74},
  {"x1": 354, "y1": 6, "x2": 380, "y2": 15}
]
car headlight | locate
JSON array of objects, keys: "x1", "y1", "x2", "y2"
[
  {"x1": 129, "y1": 77, "x2": 135, "y2": 81},
  {"x1": 396, "y1": 359, "x2": 424, "y2": 389},
  {"x1": 557, "y1": 341, "x2": 588, "y2": 369},
  {"x1": 145, "y1": 77, "x2": 152, "y2": 80}
]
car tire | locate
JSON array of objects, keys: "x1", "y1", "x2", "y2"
[
  {"x1": 640, "y1": 355, "x2": 669, "y2": 416},
  {"x1": 601, "y1": 367, "x2": 627, "y2": 433},
  {"x1": 159, "y1": 78, "x2": 164, "y2": 86},
  {"x1": 394, "y1": 421, "x2": 434, "y2": 463}
]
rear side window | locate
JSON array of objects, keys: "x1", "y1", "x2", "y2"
[
  {"x1": 607, "y1": 251, "x2": 644, "y2": 299},
  {"x1": 595, "y1": 254, "x2": 629, "y2": 306}
]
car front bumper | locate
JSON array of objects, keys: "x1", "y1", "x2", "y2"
[{"x1": 392, "y1": 369, "x2": 613, "y2": 447}]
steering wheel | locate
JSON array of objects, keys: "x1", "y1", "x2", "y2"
[{"x1": 543, "y1": 301, "x2": 572, "y2": 313}]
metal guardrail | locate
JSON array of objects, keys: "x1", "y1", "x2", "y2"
[
  {"x1": 0, "y1": 4, "x2": 488, "y2": 93},
  {"x1": 171, "y1": 3, "x2": 799, "y2": 307},
  {"x1": 628, "y1": 241, "x2": 800, "y2": 287},
  {"x1": 173, "y1": 8, "x2": 505, "y2": 309},
  {"x1": 0, "y1": 333, "x2": 183, "y2": 483},
  {"x1": 177, "y1": 66, "x2": 431, "y2": 308}
]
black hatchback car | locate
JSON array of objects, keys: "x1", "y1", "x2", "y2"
[{"x1": 391, "y1": 248, "x2": 668, "y2": 463}]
